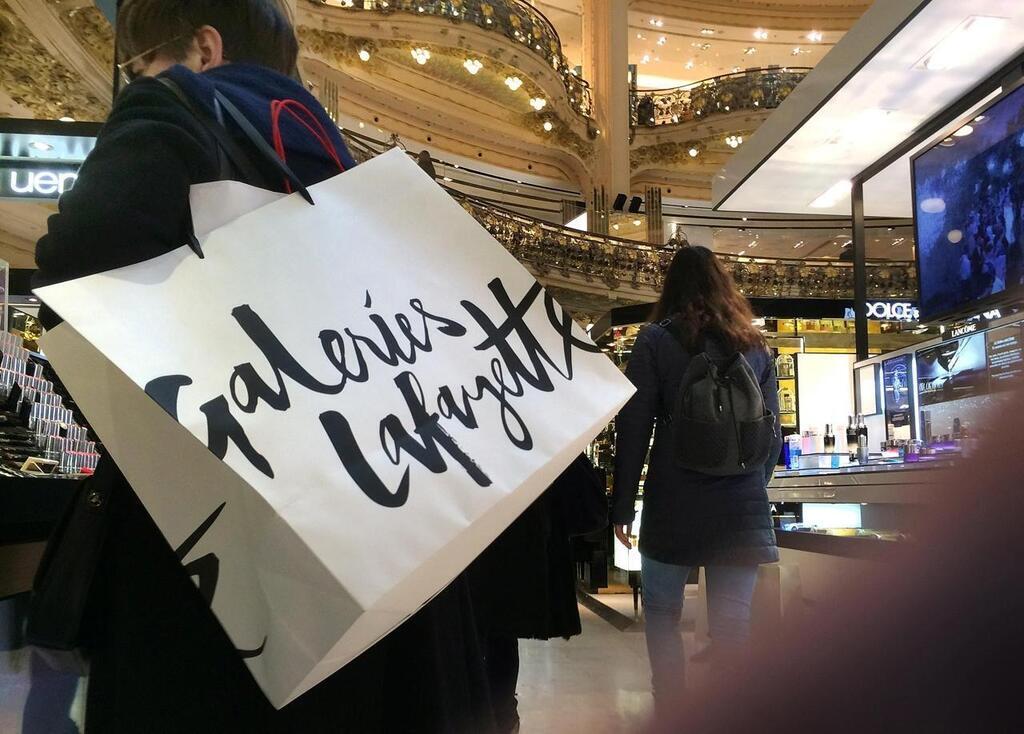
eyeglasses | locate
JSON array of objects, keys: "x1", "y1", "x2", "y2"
[{"x1": 116, "y1": 34, "x2": 188, "y2": 87}]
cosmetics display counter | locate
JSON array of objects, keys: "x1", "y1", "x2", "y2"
[{"x1": 768, "y1": 459, "x2": 955, "y2": 507}]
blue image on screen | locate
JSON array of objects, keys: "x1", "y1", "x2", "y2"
[
  {"x1": 916, "y1": 333, "x2": 989, "y2": 406},
  {"x1": 883, "y1": 354, "x2": 911, "y2": 412},
  {"x1": 913, "y1": 84, "x2": 1024, "y2": 321}
]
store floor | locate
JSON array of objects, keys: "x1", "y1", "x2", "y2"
[
  {"x1": 518, "y1": 599, "x2": 654, "y2": 733},
  {"x1": 1, "y1": 592, "x2": 704, "y2": 733}
]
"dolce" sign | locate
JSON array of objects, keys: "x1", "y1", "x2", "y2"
[
  {"x1": 1, "y1": 169, "x2": 79, "y2": 199},
  {"x1": 843, "y1": 301, "x2": 920, "y2": 322}
]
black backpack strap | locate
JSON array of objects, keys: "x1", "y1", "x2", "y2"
[{"x1": 156, "y1": 78, "x2": 267, "y2": 188}]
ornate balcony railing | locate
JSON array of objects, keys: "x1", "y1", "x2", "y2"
[
  {"x1": 459, "y1": 198, "x2": 917, "y2": 300},
  {"x1": 314, "y1": 0, "x2": 593, "y2": 118},
  {"x1": 323, "y1": 123, "x2": 917, "y2": 300},
  {"x1": 631, "y1": 67, "x2": 811, "y2": 128}
]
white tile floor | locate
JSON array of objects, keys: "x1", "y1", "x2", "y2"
[
  {"x1": 517, "y1": 588, "x2": 701, "y2": 734},
  {"x1": 518, "y1": 604, "x2": 654, "y2": 734}
]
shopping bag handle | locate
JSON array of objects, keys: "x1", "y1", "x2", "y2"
[{"x1": 212, "y1": 89, "x2": 315, "y2": 207}]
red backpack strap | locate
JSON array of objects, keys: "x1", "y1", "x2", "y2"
[{"x1": 270, "y1": 99, "x2": 346, "y2": 192}]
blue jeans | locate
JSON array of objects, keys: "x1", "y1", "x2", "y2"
[{"x1": 640, "y1": 555, "x2": 758, "y2": 699}]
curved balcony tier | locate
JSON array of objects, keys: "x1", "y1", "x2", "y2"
[
  {"x1": 632, "y1": 67, "x2": 810, "y2": 128},
  {"x1": 307, "y1": 0, "x2": 592, "y2": 116},
  {"x1": 460, "y1": 197, "x2": 917, "y2": 302},
  {"x1": 298, "y1": 0, "x2": 597, "y2": 184}
]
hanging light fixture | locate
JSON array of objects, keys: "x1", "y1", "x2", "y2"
[
  {"x1": 505, "y1": 75, "x2": 523, "y2": 91},
  {"x1": 411, "y1": 48, "x2": 431, "y2": 65},
  {"x1": 463, "y1": 58, "x2": 483, "y2": 74},
  {"x1": 530, "y1": 97, "x2": 547, "y2": 111}
]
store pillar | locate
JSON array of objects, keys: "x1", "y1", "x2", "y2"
[
  {"x1": 582, "y1": 0, "x2": 630, "y2": 209},
  {"x1": 852, "y1": 178, "x2": 869, "y2": 360}
]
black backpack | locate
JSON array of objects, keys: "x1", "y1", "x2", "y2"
[{"x1": 662, "y1": 320, "x2": 777, "y2": 476}]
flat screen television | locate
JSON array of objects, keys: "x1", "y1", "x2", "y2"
[
  {"x1": 986, "y1": 323, "x2": 1024, "y2": 391},
  {"x1": 916, "y1": 333, "x2": 989, "y2": 407},
  {"x1": 912, "y1": 83, "x2": 1024, "y2": 322}
]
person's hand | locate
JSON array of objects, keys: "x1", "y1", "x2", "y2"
[{"x1": 614, "y1": 523, "x2": 633, "y2": 549}]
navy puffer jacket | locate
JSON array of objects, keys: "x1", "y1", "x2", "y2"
[{"x1": 610, "y1": 322, "x2": 782, "y2": 566}]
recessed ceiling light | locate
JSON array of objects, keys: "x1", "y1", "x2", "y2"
[
  {"x1": 974, "y1": 114, "x2": 986, "y2": 122},
  {"x1": 358, "y1": 48, "x2": 371, "y2": 62},
  {"x1": 633, "y1": 219, "x2": 642, "y2": 226},
  {"x1": 684, "y1": 59, "x2": 695, "y2": 69},
  {"x1": 692, "y1": 42, "x2": 711, "y2": 50},
  {"x1": 916, "y1": 16, "x2": 1007, "y2": 72},
  {"x1": 529, "y1": 97, "x2": 547, "y2": 111},
  {"x1": 411, "y1": 47, "x2": 431, "y2": 65},
  {"x1": 641, "y1": 54, "x2": 651, "y2": 64},
  {"x1": 688, "y1": 147, "x2": 699, "y2": 157},
  {"x1": 463, "y1": 58, "x2": 483, "y2": 74},
  {"x1": 700, "y1": 28, "x2": 716, "y2": 36},
  {"x1": 542, "y1": 120, "x2": 553, "y2": 132},
  {"x1": 753, "y1": 28, "x2": 769, "y2": 41},
  {"x1": 29, "y1": 141, "x2": 53, "y2": 152},
  {"x1": 649, "y1": 18, "x2": 663, "y2": 27},
  {"x1": 807, "y1": 30, "x2": 823, "y2": 43},
  {"x1": 793, "y1": 240, "x2": 805, "y2": 249},
  {"x1": 738, "y1": 251, "x2": 746, "y2": 256},
  {"x1": 657, "y1": 36, "x2": 667, "y2": 46},
  {"x1": 442, "y1": 176, "x2": 453, "y2": 182},
  {"x1": 505, "y1": 75, "x2": 523, "y2": 91},
  {"x1": 59, "y1": 116, "x2": 75, "y2": 122},
  {"x1": 953, "y1": 125, "x2": 973, "y2": 137},
  {"x1": 742, "y1": 217, "x2": 748, "y2": 221},
  {"x1": 612, "y1": 223, "x2": 620, "y2": 230}
]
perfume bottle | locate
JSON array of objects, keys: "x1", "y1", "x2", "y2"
[
  {"x1": 776, "y1": 353, "x2": 795, "y2": 379},
  {"x1": 778, "y1": 384, "x2": 795, "y2": 414},
  {"x1": 846, "y1": 415, "x2": 858, "y2": 461},
  {"x1": 824, "y1": 424, "x2": 836, "y2": 453}
]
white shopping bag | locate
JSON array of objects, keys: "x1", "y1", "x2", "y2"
[{"x1": 36, "y1": 149, "x2": 634, "y2": 708}]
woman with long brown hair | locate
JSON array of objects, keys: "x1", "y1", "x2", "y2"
[{"x1": 611, "y1": 245, "x2": 781, "y2": 710}]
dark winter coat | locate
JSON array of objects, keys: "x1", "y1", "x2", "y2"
[
  {"x1": 467, "y1": 455, "x2": 606, "y2": 641},
  {"x1": 33, "y1": 64, "x2": 495, "y2": 733},
  {"x1": 610, "y1": 322, "x2": 781, "y2": 566}
]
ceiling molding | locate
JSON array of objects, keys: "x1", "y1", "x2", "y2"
[{"x1": 0, "y1": 0, "x2": 107, "y2": 121}]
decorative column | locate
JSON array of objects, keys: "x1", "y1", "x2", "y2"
[
  {"x1": 645, "y1": 185, "x2": 663, "y2": 244},
  {"x1": 582, "y1": 0, "x2": 630, "y2": 216},
  {"x1": 589, "y1": 187, "x2": 610, "y2": 235}
]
